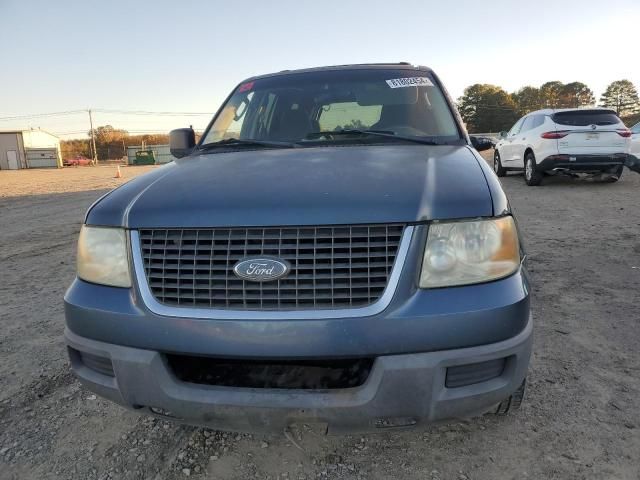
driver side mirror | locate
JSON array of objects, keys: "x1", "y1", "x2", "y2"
[
  {"x1": 470, "y1": 135, "x2": 494, "y2": 152},
  {"x1": 499, "y1": 131, "x2": 508, "y2": 139},
  {"x1": 170, "y1": 128, "x2": 196, "y2": 158}
]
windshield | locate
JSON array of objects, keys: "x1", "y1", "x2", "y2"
[{"x1": 200, "y1": 69, "x2": 461, "y2": 147}]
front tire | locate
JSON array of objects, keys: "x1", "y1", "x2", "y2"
[
  {"x1": 495, "y1": 378, "x2": 526, "y2": 415},
  {"x1": 494, "y1": 151, "x2": 507, "y2": 177},
  {"x1": 524, "y1": 153, "x2": 543, "y2": 186}
]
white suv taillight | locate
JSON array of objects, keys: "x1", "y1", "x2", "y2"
[
  {"x1": 616, "y1": 128, "x2": 632, "y2": 138},
  {"x1": 541, "y1": 131, "x2": 569, "y2": 139}
]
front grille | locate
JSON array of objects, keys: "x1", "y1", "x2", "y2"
[{"x1": 138, "y1": 224, "x2": 404, "y2": 310}]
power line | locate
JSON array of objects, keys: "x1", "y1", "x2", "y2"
[
  {"x1": 0, "y1": 110, "x2": 86, "y2": 121},
  {"x1": 53, "y1": 129, "x2": 205, "y2": 136},
  {"x1": 0, "y1": 108, "x2": 211, "y2": 121},
  {"x1": 0, "y1": 104, "x2": 533, "y2": 122},
  {"x1": 92, "y1": 109, "x2": 211, "y2": 116}
]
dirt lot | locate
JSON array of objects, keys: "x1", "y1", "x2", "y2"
[{"x1": 1, "y1": 160, "x2": 639, "y2": 480}]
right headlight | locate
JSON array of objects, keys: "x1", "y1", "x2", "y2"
[
  {"x1": 77, "y1": 225, "x2": 131, "y2": 288},
  {"x1": 419, "y1": 216, "x2": 520, "y2": 288}
]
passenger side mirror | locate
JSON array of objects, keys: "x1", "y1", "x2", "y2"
[
  {"x1": 499, "y1": 131, "x2": 508, "y2": 139},
  {"x1": 170, "y1": 128, "x2": 196, "y2": 158},
  {"x1": 470, "y1": 136, "x2": 494, "y2": 152}
]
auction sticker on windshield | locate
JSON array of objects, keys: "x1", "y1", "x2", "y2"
[{"x1": 386, "y1": 77, "x2": 434, "y2": 88}]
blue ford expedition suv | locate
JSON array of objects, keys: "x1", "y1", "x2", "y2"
[{"x1": 65, "y1": 64, "x2": 532, "y2": 434}]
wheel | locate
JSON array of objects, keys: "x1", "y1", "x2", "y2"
[
  {"x1": 524, "y1": 153, "x2": 543, "y2": 186},
  {"x1": 493, "y1": 151, "x2": 507, "y2": 177},
  {"x1": 495, "y1": 378, "x2": 526, "y2": 415}
]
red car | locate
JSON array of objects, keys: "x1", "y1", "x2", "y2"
[{"x1": 64, "y1": 156, "x2": 91, "y2": 166}]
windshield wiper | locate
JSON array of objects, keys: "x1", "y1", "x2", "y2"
[
  {"x1": 306, "y1": 129, "x2": 445, "y2": 146},
  {"x1": 199, "y1": 138, "x2": 298, "y2": 150}
]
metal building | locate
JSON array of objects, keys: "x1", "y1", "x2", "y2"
[{"x1": 0, "y1": 129, "x2": 62, "y2": 170}]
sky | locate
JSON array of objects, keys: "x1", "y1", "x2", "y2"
[{"x1": 1, "y1": 0, "x2": 639, "y2": 138}]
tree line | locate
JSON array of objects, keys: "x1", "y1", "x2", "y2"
[
  {"x1": 61, "y1": 125, "x2": 171, "y2": 161},
  {"x1": 458, "y1": 79, "x2": 640, "y2": 133}
]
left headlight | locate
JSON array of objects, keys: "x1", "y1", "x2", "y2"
[
  {"x1": 77, "y1": 226, "x2": 131, "y2": 288},
  {"x1": 419, "y1": 216, "x2": 520, "y2": 288}
]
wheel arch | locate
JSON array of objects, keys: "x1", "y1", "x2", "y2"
[{"x1": 523, "y1": 147, "x2": 535, "y2": 166}]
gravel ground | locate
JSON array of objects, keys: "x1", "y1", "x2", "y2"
[{"x1": 1, "y1": 159, "x2": 639, "y2": 480}]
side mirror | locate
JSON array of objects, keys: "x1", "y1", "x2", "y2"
[
  {"x1": 170, "y1": 128, "x2": 196, "y2": 158},
  {"x1": 470, "y1": 136, "x2": 494, "y2": 152},
  {"x1": 499, "y1": 131, "x2": 508, "y2": 139}
]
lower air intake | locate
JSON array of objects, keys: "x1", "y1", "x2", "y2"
[{"x1": 166, "y1": 355, "x2": 374, "y2": 390}]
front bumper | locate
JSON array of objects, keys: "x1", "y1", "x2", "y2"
[
  {"x1": 64, "y1": 224, "x2": 532, "y2": 433},
  {"x1": 537, "y1": 153, "x2": 627, "y2": 172},
  {"x1": 65, "y1": 316, "x2": 532, "y2": 434}
]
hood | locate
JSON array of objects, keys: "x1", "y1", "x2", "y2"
[{"x1": 86, "y1": 145, "x2": 494, "y2": 228}]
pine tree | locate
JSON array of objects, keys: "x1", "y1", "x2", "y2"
[
  {"x1": 512, "y1": 86, "x2": 544, "y2": 116},
  {"x1": 540, "y1": 81, "x2": 564, "y2": 107},
  {"x1": 457, "y1": 84, "x2": 519, "y2": 133},
  {"x1": 559, "y1": 82, "x2": 595, "y2": 108},
  {"x1": 599, "y1": 80, "x2": 640, "y2": 115}
]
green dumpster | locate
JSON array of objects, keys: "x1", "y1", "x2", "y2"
[{"x1": 132, "y1": 150, "x2": 156, "y2": 165}]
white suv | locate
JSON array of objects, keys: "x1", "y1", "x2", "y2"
[
  {"x1": 494, "y1": 108, "x2": 632, "y2": 186},
  {"x1": 631, "y1": 121, "x2": 640, "y2": 159}
]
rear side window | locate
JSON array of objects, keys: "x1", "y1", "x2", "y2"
[
  {"x1": 532, "y1": 115, "x2": 545, "y2": 129},
  {"x1": 520, "y1": 116, "x2": 534, "y2": 132},
  {"x1": 551, "y1": 110, "x2": 621, "y2": 127},
  {"x1": 509, "y1": 118, "x2": 524, "y2": 135}
]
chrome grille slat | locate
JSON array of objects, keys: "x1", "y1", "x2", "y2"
[{"x1": 139, "y1": 224, "x2": 404, "y2": 311}]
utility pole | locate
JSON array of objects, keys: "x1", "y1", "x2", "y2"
[{"x1": 88, "y1": 109, "x2": 98, "y2": 165}]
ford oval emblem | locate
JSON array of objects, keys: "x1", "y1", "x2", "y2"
[{"x1": 233, "y1": 258, "x2": 290, "y2": 282}]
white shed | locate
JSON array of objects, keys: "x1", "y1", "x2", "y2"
[{"x1": 0, "y1": 129, "x2": 62, "y2": 170}]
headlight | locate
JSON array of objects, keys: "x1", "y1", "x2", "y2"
[
  {"x1": 77, "y1": 226, "x2": 131, "y2": 287},
  {"x1": 419, "y1": 216, "x2": 520, "y2": 288}
]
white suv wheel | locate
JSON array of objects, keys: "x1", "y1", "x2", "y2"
[
  {"x1": 493, "y1": 151, "x2": 506, "y2": 177},
  {"x1": 525, "y1": 159, "x2": 533, "y2": 180},
  {"x1": 524, "y1": 153, "x2": 543, "y2": 186}
]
